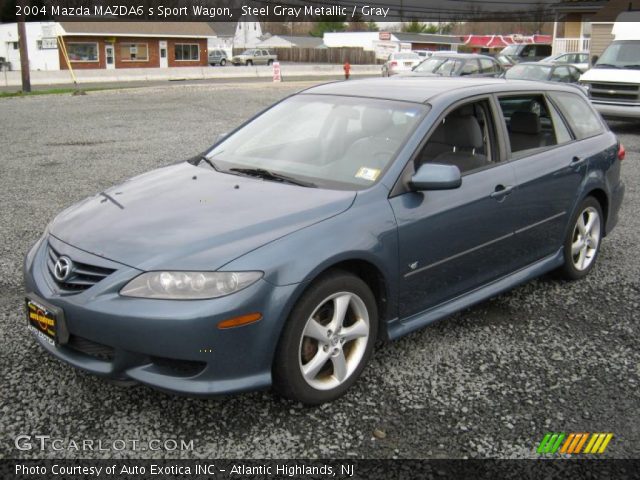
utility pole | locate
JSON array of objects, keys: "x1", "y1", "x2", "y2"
[{"x1": 18, "y1": 6, "x2": 31, "y2": 93}]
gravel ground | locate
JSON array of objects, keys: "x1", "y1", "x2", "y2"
[{"x1": 0, "y1": 83, "x2": 638, "y2": 460}]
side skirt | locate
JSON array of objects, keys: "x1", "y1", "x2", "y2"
[{"x1": 387, "y1": 248, "x2": 564, "y2": 341}]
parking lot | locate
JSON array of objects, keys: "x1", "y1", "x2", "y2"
[{"x1": 0, "y1": 81, "x2": 638, "y2": 459}]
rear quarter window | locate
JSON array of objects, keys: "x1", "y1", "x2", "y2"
[{"x1": 549, "y1": 91, "x2": 604, "y2": 139}]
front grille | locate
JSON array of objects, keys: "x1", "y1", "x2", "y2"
[
  {"x1": 66, "y1": 335, "x2": 115, "y2": 361},
  {"x1": 46, "y1": 244, "x2": 116, "y2": 294},
  {"x1": 587, "y1": 82, "x2": 640, "y2": 103}
]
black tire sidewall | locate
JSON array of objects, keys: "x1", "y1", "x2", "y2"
[
  {"x1": 561, "y1": 197, "x2": 604, "y2": 280},
  {"x1": 273, "y1": 271, "x2": 378, "y2": 405},
  {"x1": 220, "y1": 59, "x2": 226, "y2": 66}
]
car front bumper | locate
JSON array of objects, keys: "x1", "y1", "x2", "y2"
[
  {"x1": 23, "y1": 235, "x2": 298, "y2": 396},
  {"x1": 592, "y1": 101, "x2": 640, "y2": 120}
]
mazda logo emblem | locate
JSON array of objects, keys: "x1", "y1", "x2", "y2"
[{"x1": 53, "y1": 256, "x2": 73, "y2": 282}]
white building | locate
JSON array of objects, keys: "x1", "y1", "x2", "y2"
[
  {"x1": 323, "y1": 32, "x2": 381, "y2": 51},
  {"x1": 233, "y1": 17, "x2": 263, "y2": 49},
  {"x1": 0, "y1": 22, "x2": 61, "y2": 71}
]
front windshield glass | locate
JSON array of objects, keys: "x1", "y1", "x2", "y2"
[
  {"x1": 413, "y1": 56, "x2": 446, "y2": 72},
  {"x1": 596, "y1": 40, "x2": 640, "y2": 69},
  {"x1": 205, "y1": 95, "x2": 427, "y2": 190},
  {"x1": 501, "y1": 45, "x2": 520, "y2": 56},
  {"x1": 506, "y1": 64, "x2": 551, "y2": 80},
  {"x1": 432, "y1": 58, "x2": 463, "y2": 76}
]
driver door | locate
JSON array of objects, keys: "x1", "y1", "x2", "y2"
[{"x1": 389, "y1": 98, "x2": 522, "y2": 318}]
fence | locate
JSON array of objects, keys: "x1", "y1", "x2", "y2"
[
  {"x1": 552, "y1": 38, "x2": 591, "y2": 55},
  {"x1": 232, "y1": 47, "x2": 377, "y2": 64}
]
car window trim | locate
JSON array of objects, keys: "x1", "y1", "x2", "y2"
[{"x1": 389, "y1": 94, "x2": 505, "y2": 198}]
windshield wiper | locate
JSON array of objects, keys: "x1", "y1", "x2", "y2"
[
  {"x1": 623, "y1": 64, "x2": 640, "y2": 69},
  {"x1": 193, "y1": 155, "x2": 219, "y2": 171},
  {"x1": 229, "y1": 168, "x2": 317, "y2": 188},
  {"x1": 594, "y1": 63, "x2": 621, "y2": 69}
]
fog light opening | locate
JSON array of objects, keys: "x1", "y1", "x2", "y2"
[{"x1": 217, "y1": 312, "x2": 262, "y2": 329}]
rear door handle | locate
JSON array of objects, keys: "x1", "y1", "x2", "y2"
[
  {"x1": 570, "y1": 156, "x2": 586, "y2": 167},
  {"x1": 490, "y1": 184, "x2": 514, "y2": 200}
]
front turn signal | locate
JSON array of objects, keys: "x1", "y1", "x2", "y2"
[{"x1": 217, "y1": 313, "x2": 262, "y2": 329}]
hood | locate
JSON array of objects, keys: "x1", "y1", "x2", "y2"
[
  {"x1": 581, "y1": 68, "x2": 640, "y2": 83},
  {"x1": 50, "y1": 163, "x2": 356, "y2": 271}
]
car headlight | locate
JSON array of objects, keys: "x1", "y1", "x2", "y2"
[{"x1": 120, "y1": 271, "x2": 263, "y2": 300}]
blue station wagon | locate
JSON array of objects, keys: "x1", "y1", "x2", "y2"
[{"x1": 24, "y1": 78, "x2": 625, "y2": 404}]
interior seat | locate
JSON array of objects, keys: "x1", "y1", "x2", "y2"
[
  {"x1": 430, "y1": 115, "x2": 488, "y2": 172},
  {"x1": 508, "y1": 111, "x2": 544, "y2": 152}
]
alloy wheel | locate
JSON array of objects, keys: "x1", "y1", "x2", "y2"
[
  {"x1": 298, "y1": 292, "x2": 370, "y2": 391},
  {"x1": 571, "y1": 206, "x2": 601, "y2": 271}
]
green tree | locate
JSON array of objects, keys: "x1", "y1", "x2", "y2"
[{"x1": 310, "y1": 17, "x2": 347, "y2": 37}]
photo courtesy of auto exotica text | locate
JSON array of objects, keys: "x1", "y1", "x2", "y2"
[{"x1": 1, "y1": 0, "x2": 638, "y2": 479}]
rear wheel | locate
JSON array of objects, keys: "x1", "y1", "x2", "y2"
[
  {"x1": 273, "y1": 271, "x2": 378, "y2": 405},
  {"x1": 246, "y1": 60, "x2": 253, "y2": 66},
  {"x1": 267, "y1": 59, "x2": 274, "y2": 66},
  {"x1": 559, "y1": 197, "x2": 603, "y2": 280}
]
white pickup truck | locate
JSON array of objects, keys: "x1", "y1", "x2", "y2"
[{"x1": 580, "y1": 12, "x2": 640, "y2": 119}]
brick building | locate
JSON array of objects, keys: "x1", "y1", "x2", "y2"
[{"x1": 57, "y1": 22, "x2": 214, "y2": 70}]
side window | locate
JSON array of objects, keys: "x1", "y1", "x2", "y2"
[
  {"x1": 569, "y1": 66, "x2": 581, "y2": 82},
  {"x1": 547, "y1": 100, "x2": 573, "y2": 144},
  {"x1": 549, "y1": 92, "x2": 604, "y2": 139},
  {"x1": 498, "y1": 95, "x2": 559, "y2": 155},
  {"x1": 461, "y1": 60, "x2": 480, "y2": 75},
  {"x1": 479, "y1": 58, "x2": 499, "y2": 74},
  {"x1": 415, "y1": 99, "x2": 497, "y2": 174},
  {"x1": 522, "y1": 45, "x2": 536, "y2": 57},
  {"x1": 578, "y1": 53, "x2": 589, "y2": 63},
  {"x1": 551, "y1": 66, "x2": 571, "y2": 83}
]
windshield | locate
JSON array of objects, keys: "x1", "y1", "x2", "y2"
[
  {"x1": 596, "y1": 40, "x2": 640, "y2": 69},
  {"x1": 506, "y1": 64, "x2": 551, "y2": 80},
  {"x1": 501, "y1": 45, "x2": 521, "y2": 56},
  {"x1": 205, "y1": 95, "x2": 427, "y2": 190},
  {"x1": 413, "y1": 56, "x2": 446, "y2": 73},
  {"x1": 432, "y1": 58, "x2": 464, "y2": 76}
]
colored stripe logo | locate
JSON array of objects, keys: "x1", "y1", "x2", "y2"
[{"x1": 537, "y1": 433, "x2": 613, "y2": 454}]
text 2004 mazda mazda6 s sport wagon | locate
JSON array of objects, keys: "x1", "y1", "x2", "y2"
[{"x1": 24, "y1": 78, "x2": 625, "y2": 404}]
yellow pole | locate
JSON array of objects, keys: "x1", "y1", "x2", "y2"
[{"x1": 57, "y1": 36, "x2": 79, "y2": 86}]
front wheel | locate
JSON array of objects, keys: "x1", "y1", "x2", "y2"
[
  {"x1": 267, "y1": 59, "x2": 274, "y2": 66},
  {"x1": 558, "y1": 197, "x2": 603, "y2": 280},
  {"x1": 246, "y1": 60, "x2": 253, "y2": 66},
  {"x1": 220, "y1": 58, "x2": 226, "y2": 66},
  {"x1": 273, "y1": 271, "x2": 378, "y2": 405}
]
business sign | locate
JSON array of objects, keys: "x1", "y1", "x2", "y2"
[
  {"x1": 379, "y1": 31, "x2": 391, "y2": 41},
  {"x1": 40, "y1": 37, "x2": 57, "y2": 49},
  {"x1": 272, "y1": 61, "x2": 281, "y2": 82}
]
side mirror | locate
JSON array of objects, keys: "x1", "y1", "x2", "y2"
[
  {"x1": 591, "y1": 55, "x2": 599, "y2": 66},
  {"x1": 409, "y1": 163, "x2": 462, "y2": 191}
]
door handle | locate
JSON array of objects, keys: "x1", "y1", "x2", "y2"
[
  {"x1": 490, "y1": 184, "x2": 514, "y2": 200},
  {"x1": 570, "y1": 156, "x2": 586, "y2": 167}
]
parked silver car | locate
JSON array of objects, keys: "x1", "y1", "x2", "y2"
[
  {"x1": 381, "y1": 52, "x2": 421, "y2": 76},
  {"x1": 541, "y1": 52, "x2": 590, "y2": 72},
  {"x1": 231, "y1": 49, "x2": 277, "y2": 66},
  {"x1": 208, "y1": 49, "x2": 228, "y2": 66}
]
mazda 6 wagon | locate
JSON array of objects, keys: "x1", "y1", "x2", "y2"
[{"x1": 24, "y1": 78, "x2": 625, "y2": 404}]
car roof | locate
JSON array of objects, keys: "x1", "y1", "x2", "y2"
[
  {"x1": 517, "y1": 62, "x2": 555, "y2": 66},
  {"x1": 430, "y1": 52, "x2": 494, "y2": 59},
  {"x1": 301, "y1": 77, "x2": 580, "y2": 104}
]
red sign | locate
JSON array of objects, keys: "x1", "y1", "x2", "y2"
[
  {"x1": 272, "y1": 61, "x2": 281, "y2": 82},
  {"x1": 379, "y1": 31, "x2": 391, "y2": 41}
]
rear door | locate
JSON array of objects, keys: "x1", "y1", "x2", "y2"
[
  {"x1": 389, "y1": 97, "x2": 521, "y2": 318},
  {"x1": 496, "y1": 92, "x2": 601, "y2": 265}
]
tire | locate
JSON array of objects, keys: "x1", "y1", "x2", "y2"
[
  {"x1": 220, "y1": 58, "x2": 226, "y2": 66},
  {"x1": 558, "y1": 197, "x2": 604, "y2": 280},
  {"x1": 267, "y1": 59, "x2": 274, "y2": 66},
  {"x1": 273, "y1": 271, "x2": 378, "y2": 405},
  {"x1": 246, "y1": 60, "x2": 253, "y2": 66}
]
